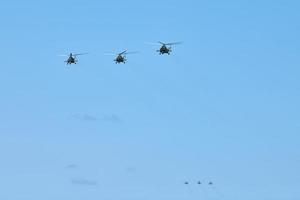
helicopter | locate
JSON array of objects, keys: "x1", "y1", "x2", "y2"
[
  {"x1": 146, "y1": 41, "x2": 181, "y2": 55},
  {"x1": 59, "y1": 53, "x2": 87, "y2": 65},
  {"x1": 105, "y1": 50, "x2": 138, "y2": 64},
  {"x1": 157, "y1": 42, "x2": 181, "y2": 55}
]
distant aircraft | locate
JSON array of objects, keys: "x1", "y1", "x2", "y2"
[
  {"x1": 146, "y1": 41, "x2": 182, "y2": 55},
  {"x1": 59, "y1": 53, "x2": 88, "y2": 65},
  {"x1": 105, "y1": 50, "x2": 138, "y2": 64}
]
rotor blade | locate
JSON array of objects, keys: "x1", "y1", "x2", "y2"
[
  {"x1": 124, "y1": 51, "x2": 139, "y2": 55},
  {"x1": 165, "y1": 42, "x2": 182, "y2": 45},
  {"x1": 58, "y1": 54, "x2": 68, "y2": 57},
  {"x1": 73, "y1": 53, "x2": 88, "y2": 56},
  {"x1": 119, "y1": 50, "x2": 127, "y2": 55}
]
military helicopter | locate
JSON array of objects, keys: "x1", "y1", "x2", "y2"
[
  {"x1": 59, "y1": 53, "x2": 87, "y2": 65},
  {"x1": 105, "y1": 50, "x2": 138, "y2": 64},
  {"x1": 146, "y1": 41, "x2": 181, "y2": 55}
]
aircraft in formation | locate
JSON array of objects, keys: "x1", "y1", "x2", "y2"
[
  {"x1": 184, "y1": 181, "x2": 213, "y2": 185},
  {"x1": 104, "y1": 50, "x2": 139, "y2": 64},
  {"x1": 156, "y1": 41, "x2": 182, "y2": 55},
  {"x1": 60, "y1": 41, "x2": 181, "y2": 65},
  {"x1": 59, "y1": 53, "x2": 88, "y2": 65}
]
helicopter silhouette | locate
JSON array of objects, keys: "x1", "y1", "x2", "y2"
[
  {"x1": 59, "y1": 53, "x2": 87, "y2": 65},
  {"x1": 105, "y1": 50, "x2": 138, "y2": 64},
  {"x1": 146, "y1": 41, "x2": 181, "y2": 55},
  {"x1": 157, "y1": 42, "x2": 181, "y2": 55},
  {"x1": 183, "y1": 180, "x2": 213, "y2": 185}
]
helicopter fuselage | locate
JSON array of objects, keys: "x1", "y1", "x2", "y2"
[
  {"x1": 115, "y1": 55, "x2": 126, "y2": 64},
  {"x1": 66, "y1": 54, "x2": 77, "y2": 65},
  {"x1": 158, "y1": 45, "x2": 171, "y2": 55}
]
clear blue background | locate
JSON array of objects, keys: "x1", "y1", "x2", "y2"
[{"x1": 0, "y1": 0, "x2": 299, "y2": 199}]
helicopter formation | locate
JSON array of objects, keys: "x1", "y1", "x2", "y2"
[
  {"x1": 60, "y1": 41, "x2": 181, "y2": 65},
  {"x1": 184, "y1": 181, "x2": 213, "y2": 185}
]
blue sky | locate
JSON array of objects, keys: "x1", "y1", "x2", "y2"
[{"x1": 0, "y1": 0, "x2": 299, "y2": 199}]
